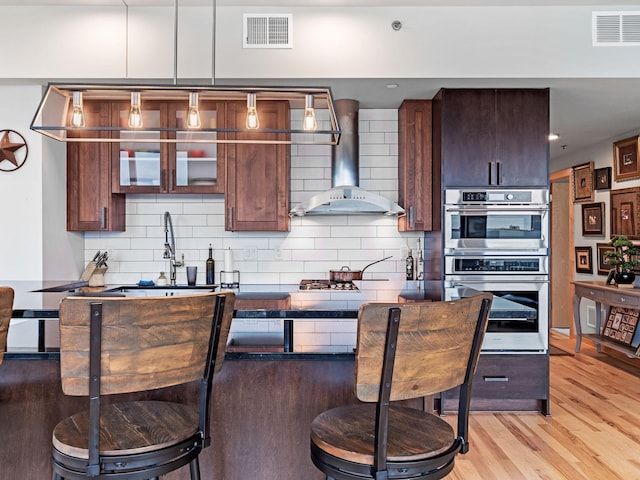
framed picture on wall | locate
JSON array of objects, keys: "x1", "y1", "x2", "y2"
[
  {"x1": 610, "y1": 187, "x2": 640, "y2": 240},
  {"x1": 572, "y1": 162, "x2": 594, "y2": 203},
  {"x1": 594, "y1": 166, "x2": 612, "y2": 190},
  {"x1": 597, "y1": 243, "x2": 615, "y2": 275},
  {"x1": 575, "y1": 246, "x2": 593, "y2": 274},
  {"x1": 613, "y1": 136, "x2": 640, "y2": 182},
  {"x1": 581, "y1": 202, "x2": 605, "y2": 236}
]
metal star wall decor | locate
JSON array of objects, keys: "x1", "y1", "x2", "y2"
[{"x1": 0, "y1": 129, "x2": 28, "y2": 172}]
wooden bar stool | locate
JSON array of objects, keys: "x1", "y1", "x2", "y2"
[
  {"x1": 51, "y1": 290, "x2": 235, "y2": 480},
  {"x1": 310, "y1": 293, "x2": 493, "y2": 480}
]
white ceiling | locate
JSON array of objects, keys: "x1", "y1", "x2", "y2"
[
  {"x1": 2, "y1": 0, "x2": 640, "y2": 161},
  {"x1": 2, "y1": 1, "x2": 640, "y2": 5}
]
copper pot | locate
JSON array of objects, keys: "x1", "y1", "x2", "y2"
[{"x1": 330, "y1": 256, "x2": 392, "y2": 282}]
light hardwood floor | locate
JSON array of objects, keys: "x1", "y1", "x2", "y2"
[{"x1": 446, "y1": 332, "x2": 640, "y2": 480}]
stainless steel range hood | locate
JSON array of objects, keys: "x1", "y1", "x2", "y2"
[{"x1": 290, "y1": 99, "x2": 405, "y2": 216}]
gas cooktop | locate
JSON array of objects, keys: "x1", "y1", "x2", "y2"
[{"x1": 299, "y1": 280, "x2": 359, "y2": 291}]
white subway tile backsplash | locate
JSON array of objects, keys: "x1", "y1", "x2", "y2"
[
  {"x1": 86, "y1": 108, "x2": 421, "y2": 318},
  {"x1": 330, "y1": 225, "x2": 377, "y2": 238},
  {"x1": 360, "y1": 143, "x2": 390, "y2": 156}
]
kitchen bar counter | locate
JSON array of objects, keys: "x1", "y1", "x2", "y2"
[
  {"x1": 6, "y1": 279, "x2": 437, "y2": 317},
  {"x1": 2, "y1": 279, "x2": 440, "y2": 355}
]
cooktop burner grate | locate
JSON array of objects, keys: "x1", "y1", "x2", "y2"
[{"x1": 299, "y1": 280, "x2": 359, "y2": 291}]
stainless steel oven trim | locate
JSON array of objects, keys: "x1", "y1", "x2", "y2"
[
  {"x1": 444, "y1": 256, "x2": 549, "y2": 276},
  {"x1": 443, "y1": 208, "x2": 549, "y2": 254},
  {"x1": 445, "y1": 206, "x2": 550, "y2": 213}
]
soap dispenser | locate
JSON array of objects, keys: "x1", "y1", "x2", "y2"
[{"x1": 156, "y1": 272, "x2": 168, "y2": 286}]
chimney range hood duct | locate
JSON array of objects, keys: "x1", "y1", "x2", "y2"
[{"x1": 290, "y1": 99, "x2": 405, "y2": 216}]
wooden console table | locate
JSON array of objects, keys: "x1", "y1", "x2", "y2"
[{"x1": 572, "y1": 281, "x2": 640, "y2": 357}]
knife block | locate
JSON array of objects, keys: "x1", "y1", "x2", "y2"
[{"x1": 80, "y1": 261, "x2": 108, "y2": 287}]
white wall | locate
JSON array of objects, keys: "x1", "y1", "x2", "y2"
[
  {"x1": 0, "y1": 86, "x2": 45, "y2": 280},
  {"x1": 0, "y1": 86, "x2": 80, "y2": 282},
  {"x1": 84, "y1": 108, "x2": 420, "y2": 286}
]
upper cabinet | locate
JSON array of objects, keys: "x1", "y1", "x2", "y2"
[
  {"x1": 398, "y1": 99, "x2": 440, "y2": 232},
  {"x1": 225, "y1": 100, "x2": 290, "y2": 232},
  {"x1": 67, "y1": 100, "x2": 125, "y2": 232},
  {"x1": 111, "y1": 100, "x2": 225, "y2": 194},
  {"x1": 434, "y1": 88, "x2": 550, "y2": 188}
]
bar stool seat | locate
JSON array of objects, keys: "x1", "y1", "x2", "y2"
[{"x1": 53, "y1": 401, "x2": 199, "y2": 458}]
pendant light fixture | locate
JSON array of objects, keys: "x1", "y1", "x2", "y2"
[
  {"x1": 187, "y1": 92, "x2": 202, "y2": 129},
  {"x1": 70, "y1": 91, "x2": 85, "y2": 128},
  {"x1": 302, "y1": 94, "x2": 317, "y2": 131},
  {"x1": 245, "y1": 93, "x2": 259, "y2": 130},
  {"x1": 128, "y1": 92, "x2": 143, "y2": 129},
  {"x1": 30, "y1": 0, "x2": 341, "y2": 144}
]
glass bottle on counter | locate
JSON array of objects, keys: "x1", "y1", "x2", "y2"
[
  {"x1": 406, "y1": 248, "x2": 415, "y2": 280},
  {"x1": 416, "y1": 249, "x2": 424, "y2": 280},
  {"x1": 206, "y1": 244, "x2": 215, "y2": 285}
]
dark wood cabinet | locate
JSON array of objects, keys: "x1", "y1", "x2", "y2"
[
  {"x1": 67, "y1": 101, "x2": 125, "y2": 232},
  {"x1": 111, "y1": 100, "x2": 225, "y2": 194},
  {"x1": 440, "y1": 353, "x2": 549, "y2": 414},
  {"x1": 398, "y1": 99, "x2": 440, "y2": 232},
  {"x1": 435, "y1": 88, "x2": 550, "y2": 188},
  {"x1": 225, "y1": 100, "x2": 290, "y2": 232}
]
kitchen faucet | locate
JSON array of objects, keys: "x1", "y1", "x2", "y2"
[{"x1": 163, "y1": 211, "x2": 184, "y2": 286}]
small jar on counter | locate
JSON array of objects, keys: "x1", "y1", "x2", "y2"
[{"x1": 156, "y1": 272, "x2": 168, "y2": 286}]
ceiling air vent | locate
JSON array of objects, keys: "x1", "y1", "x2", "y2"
[
  {"x1": 243, "y1": 14, "x2": 293, "y2": 49},
  {"x1": 593, "y1": 11, "x2": 640, "y2": 45}
]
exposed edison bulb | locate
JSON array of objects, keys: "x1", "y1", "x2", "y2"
[
  {"x1": 302, "y1": 94, "x2": 317, "y2": 131},
  {"x1": 187, "y1": 92, "x2": 201, "y2": 129},
  {"x1": 128, "y1": 92, "x2": 143, "y2": 129},
  {"x1": 70, "y1": 91, "x2": 85, "y2": 128},
  {"x1": 246, "y1": 93, "x2": 259, "y2": 130}
]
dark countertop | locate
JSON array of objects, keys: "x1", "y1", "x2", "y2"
[{"x1": 3, "y1": 279, "x2": 440, "y2": 319}]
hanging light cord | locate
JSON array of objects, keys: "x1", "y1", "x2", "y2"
[
  {"x1": 212, "y1": 0, "x2": 216, "y2": 86},
  {"x1": 173, "y1": 0, "x2": 178, "y2": 85}
]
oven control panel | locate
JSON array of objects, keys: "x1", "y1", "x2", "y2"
[
  {"x1": 444, "y1": 189, "x2": 549, "y2": 205},
  {"x1": 462, "y1": 190, "x2": 531, "y2": 203}
]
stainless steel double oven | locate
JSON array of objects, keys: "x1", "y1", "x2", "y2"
[{"x1": 443, "y1": 189, "x2": 550, "y2": 353}]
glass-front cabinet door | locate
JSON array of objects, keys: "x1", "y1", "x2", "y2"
[
  {"x1": 167, "y1": 100, "x2": 225, "y2": 194},
  {"x1": 112, "y1": 100, "x2": 224, "y2": 194},
  {"x1": 112, "y1": 100, "x2": 165, "y2": 193}
]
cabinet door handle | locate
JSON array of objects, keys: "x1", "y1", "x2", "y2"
[
  {"x1": 409, "y1": 206, "x2": 415, "y2": 229},
  {"x1": 100, "y1": 207, "x2": 106, "y2": 229},
  {"x1": 170, "y1": 170, "x2": 176, "y2": 191},
  {"x1": 161, "y1": 169, "x2": 166, "y2": 191},
  {"x1": 488, "y1": 161, "x2": 493, "y2": 185},
  {"x1": 227, "y1": 207, "x2": 233, "y2": 229},
  {"x1": 496, "y1": 161, "x2": 502, "y2": 185},
  {"x1": 483, "y1": 375, "x2": 509, "y2": 382}
]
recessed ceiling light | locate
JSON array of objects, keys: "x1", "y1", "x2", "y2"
[
  {"x1": 548, "y1": 133, "x2": 560, "y2": 141},
  {"x1": 386, "y1": 83, "x2": 399, "y2": 89}
]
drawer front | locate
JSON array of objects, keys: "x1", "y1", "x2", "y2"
[
  {"x1": 603, "y1": 290, "x2": 640, "y2": 307},
  {"x1": 444, "y1": 354, "x2": 548, "y2": 400},
  {"x1": 577, "y1": 286, "x2": 607, "y2": 303}
]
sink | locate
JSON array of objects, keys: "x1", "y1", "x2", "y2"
[{"x1": 105, "y1": 286, "x2": 216, "y2": 297}]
